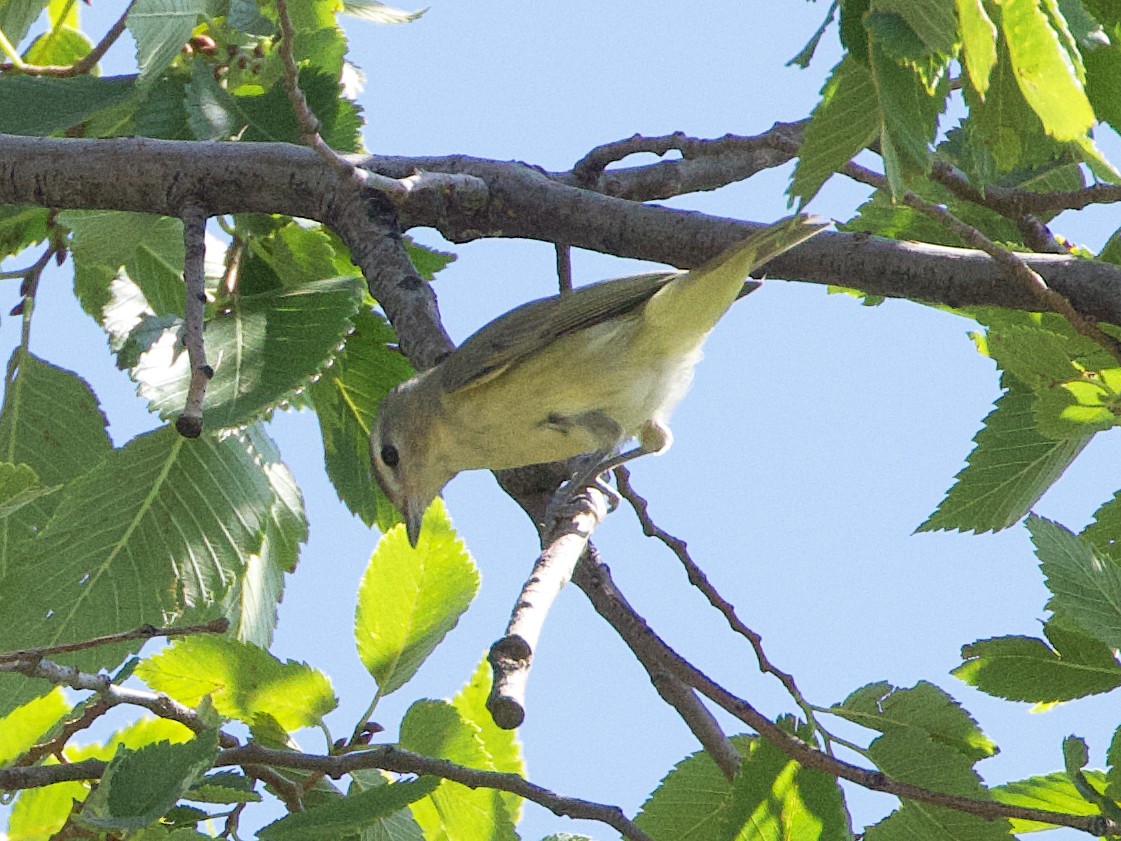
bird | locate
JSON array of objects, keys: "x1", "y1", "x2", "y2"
[{"x1": 370, "y1": 215, "x2": 828, "y2": 546}]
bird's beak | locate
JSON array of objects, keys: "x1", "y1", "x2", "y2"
[{"x1": 405, "y1": 501, "x2": 425, "y2": 548}]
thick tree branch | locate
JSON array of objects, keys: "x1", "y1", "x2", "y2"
[
  {"x1": 487, "y1": 487, "x2": 609, "y2": 729},
  {"x1": 3, "y1": 135, "x2": 1121, "y2": 324}
]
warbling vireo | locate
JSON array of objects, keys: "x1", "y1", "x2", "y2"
[{"x1": 371, "y1": 215, "x2": 828, "y2": 545}]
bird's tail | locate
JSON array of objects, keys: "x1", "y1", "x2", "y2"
[{"x1": 644, "y1": 214, "x2": 830, "y2": 336}]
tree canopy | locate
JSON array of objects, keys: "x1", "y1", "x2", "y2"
[{"x1": 3, "y1": 1, "x2": 1121, "y2": 840}]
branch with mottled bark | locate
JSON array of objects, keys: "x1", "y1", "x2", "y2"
[
  {"x1": 3, "y1": 134, "x2": 1121, "y2": 325},
  {"x1": 487, "y1": 485, "x2": 609, "y2": 729}
]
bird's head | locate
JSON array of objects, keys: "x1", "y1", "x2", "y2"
[{"x1": 369, "y1": 375, "x2": 455, "y2": 547}]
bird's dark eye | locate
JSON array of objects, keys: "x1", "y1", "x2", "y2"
[{"x1": 380, "y1": 444, "x2": 400, "y2": 468}]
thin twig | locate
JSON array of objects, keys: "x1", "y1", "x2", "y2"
[
  {"x1": 837, "y1": 157, "x2": 1121, "y2": 365},
  {"x1": 274, "y1": 0, "x2": 381, "y2": 189},
  {"x1": 4, "y1": 0, "x2": 137, "y2": 77},
  {"x1": 0, "y1": 745, "x2": 656, "y2": 841},
  {"x1": 16, "y1": 697, "x2": 113, "y2": 766},
  {"x1": 244, "y1": 765, "x2": 304, "y2": 813},
  {"x1": 1, "y1": 655, "x2": 239, "y2": 749},
  {"x1": 555, "y1": 243, "x2": 572, "y2": 292},
  {"x1": 0, "y1": 617, "x2": 229, "y2": 662},
  {"x1": 571, "y1": 554, "x2": 1116, "y2": 837},
  {"x1": 614, "y1": 466, "x2": 822, "y2": 735},
  {"x1": 224, "y1": 744, "x2": 657, "y2": 841},
  {"x1": 176, "y1": 202, "x2": 211, "y2": 438}
]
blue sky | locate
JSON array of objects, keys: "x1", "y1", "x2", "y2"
[{"x1": 10, "y1": 1, "x2": 1121, "y2": 838}]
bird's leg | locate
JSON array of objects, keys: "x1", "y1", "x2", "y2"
[
  {"x1": 545, "y1": 450, "x2": 616, "y2": 527},
  {"x1": 545, "y1": 420, "x2": 673, "y2": 526}
]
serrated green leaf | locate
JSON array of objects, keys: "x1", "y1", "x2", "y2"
[
  {"x1": 73, "y1": 715, "x2": 198, "y2": 760},
  {"x1": 8, "y1": 716, "x2": 195, "y2": 840},
  {"x1": 1073, "y1": 133, "x2": 1121, "y2": 183},
  {"x1": 79, "y1": 731, "x2": 219, "y2": 830},
  {"x1": 133, "y1": 275, "x2": 363, "y2": 429},
  {"x1": 986, "y1": 326, "x2": 1083, "y2": 391},
  {"x1": 23, "y1": 25, "x2": 93, "y2": 67},
  {"x1": 1034, "y1": 375, "x2": 1121, "y2": 438},
  {"x1": 993, "y1": 771, "x2": 1103, "y2": 833},
  {"x1": 954, "y1": 619, "x2": 1121, "y2": 702},
  {"x1": 249, "y1": 222, "x2": 346, "y2": 290},
  {"x1": 224, "y1": 69, "x2": 361, "y2": 151},
  {"x1": 0, "y1": 205, "x2": 48, "y2": 261},
  {"x1": 1018, "y1": 159, "x2": 1085, "y2": 195},
  {"x1": 1064, "y1": 734, "x2": 1090, "y2": 773},
  {"x1": 46, "y1": 0, "x2": 77, "y2": 29},
  {"x1": 130, "y1": 72, "x2": 193, "y2": 140},
  {"x1": 0, "y1": 0, "x2": 49, "y2": 48},
  {"x1": 0, "y1": 687, "x2": 68, "y2": 764},
  {"x1": 833, "y1": 681, "x2": 996, "y2": 761},
  {"x1": 60, "y1": 210, "x2": 186, "y2": 318},
  {"x1": 0, "y1": 426, "x2": 295, "y2": 716},
  {"x1": 984, "y1": 325, "x2": 1121, "y2": 438},
  {"x1": 404, "y1": 237, "x2": 456, "y2": 281},
  {"x1": 840, "y1": 0, "x2": 872, "y2": 62},
  {"x1": 1032, "y1": 515, "x2": 1121, "y2": 649},
  {"x1": 957, "y1": 0, "x2": 997, "y2": 97},
  {"x1": 219, "y1": 425, "x2": 306, "y2": 648},
  {"x1": 1082, "y1": 489, "x2": 1121, "y2": 564},
  {"x1": 6, "y1": 770, "x2": 88, "y2": 840},
  {"x1": 723, "y1": 737, "x2": 851, "y2": 841},
  {"x1": 341, "y1": 0, "x2": 425, "y2": 24},
  {"x1": 1107, "y1": 724, "x2": 1121, "y2": 800},
  {"x1": 0, "y1": 352, "x2": 111, "y2": 576},
  {"x1": 0, "y1": 74, "x2": 137, "y2": 135},
  {"x1": 635, "y1": 733, "x2": 850, "y2": 841},
  {"x1": 920, "y1": 375, "x2": 1090, "y2": 533},
  {"x1": 184, "y1": 58, "x2": 239, "y2": 140},
  {"x1": 1086, "y1": 43, "x2": 1121, "y2": 136},
  {"x1": 453, "y1": 656, "x2": 525, "y2": 822},
  {"x1": 136, "y1": 636, "x2": 336, "y2": 731},
  {"x1": 870, "y1": 39, "x2": 943, "y2": 196},
  {"x1": 310, "y1": 308, "x2": 412, "y2": 529},
  {"x1": 399, "y1": 700, "x2": 518, "y2": 841},
  {"x1": 159, "y1": 804, "x2": 209, "y2": 828},
  {"x1": 126, "y1": 0, "x2": 206, "y2": 82},
  {"x1": 186, "y1": 771, "x2": 261, "y2": 804},
  {"x1": 962, "y1": 34, "x2": 1061, "y2": 176},
  {"x1": 1001, "y1": 0, "x2": 1094, "y2": 141},
  {"x1": 874, "y1": 0, "x2": 958, "y2": 55},
  {"x1": 355, "y1": 498, "x2": 478, "y2": 695},
  {"x1": 842, "y1": 189, "x2": 968, "y2": 246},
  {"x1": 864, "y1": 728, "x2": 1010, "y2": 840},
  {"x1": 789, "y1": 56, "x2": 880, "y2": 206},
  {"x1": 787, "y1": 1, "x2": 837, "y2": 68},
  {"x1": 1058, "y1": 733, "x2": 1120, "y2": 820},
  {"x1": 0, "y1": 462, "x2": 57, "y2": 521},
  {"x1": 259, "y1": 778, "x2": 439, "y2": 841},
  {"x1": 635, "y1": 739, "x2": 740, "y2": 841}
]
